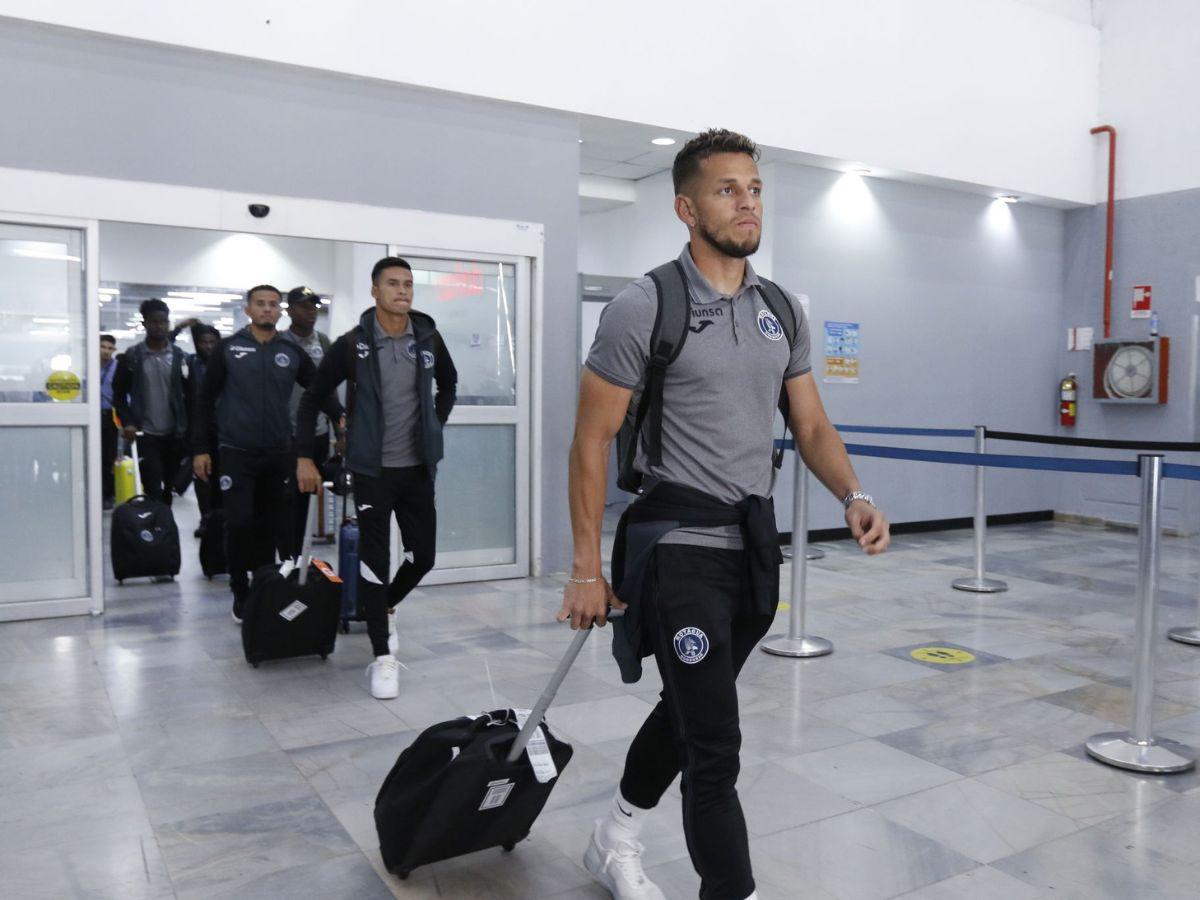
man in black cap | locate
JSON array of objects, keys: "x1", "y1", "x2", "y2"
[
  {"x1": 193, "y1": 285, "x2": 343, "y2": 622},
  {"x1": 283, "y1": 286, "x2": 333, "y2": 555}
]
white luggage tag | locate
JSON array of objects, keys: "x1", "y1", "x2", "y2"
[{"x1": 514, "y1": 708, "x2": 558, "y2": 784}]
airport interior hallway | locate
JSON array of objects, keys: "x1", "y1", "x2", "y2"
[{"x1": 2, "y1": 495, "x2": 1200, "y2": 899}]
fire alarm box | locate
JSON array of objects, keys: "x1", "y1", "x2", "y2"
[{"x1": 1092, "y1": 337, "x2": 1169, "y2": 404}]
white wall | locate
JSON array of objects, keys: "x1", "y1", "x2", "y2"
[
  {"x1": 1, "y1": 0, "x2": 1100, "y2": 204},
  {"x1": 100, "y1": 223, "x2": 337, "y2": 292},
  {"x1": 1095, "y1": 0, "x2": 1200, "y2": 199}
]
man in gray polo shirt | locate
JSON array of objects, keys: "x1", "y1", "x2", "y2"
[
  {"x1": 297, "y1": 257, "x2": 457, "y2": 700},
  {"x1": 113, "y1": 298, "x2": 190, "y2": 505},
  {"x1": 559, "y1": 129, "x2": 891, "y2": 900}
]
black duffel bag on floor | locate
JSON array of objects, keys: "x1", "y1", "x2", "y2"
[
  {"x1": 374, "y1": 627, "x2": 593, "y2": 879},
  {"x1": 241, "y1": 495, "x2": 341, "y2": 667}
]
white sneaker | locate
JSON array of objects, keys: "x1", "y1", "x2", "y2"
[
  {"x1": 367, "y1": 655, "x2": 400, "y2": 700},
  {"x1": 583, "y1": 822, "x2": 666, "y2": 900}
]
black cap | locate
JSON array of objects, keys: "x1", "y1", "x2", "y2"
[{"x1": 286, "y1": 286, "x2": 320, "y2": 307}]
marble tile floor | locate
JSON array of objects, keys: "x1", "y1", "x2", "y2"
[{"x1": 3, "y1": 499, "x2": 1200, "y2": 898}]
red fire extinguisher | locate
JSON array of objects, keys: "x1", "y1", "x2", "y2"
[{"x1": 1060, "y1": 373, "x2": 1077, "y2": 427}]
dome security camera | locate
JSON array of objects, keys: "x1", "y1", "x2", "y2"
[{"x1": 248, "y1": 203, "x2": 270, "y2": 218}]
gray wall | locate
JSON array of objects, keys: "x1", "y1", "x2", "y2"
[
  {"x1": 0, "y1": 19, "x2": 581, "y2": 571},
  {"x1": 770, "y1": 163, "x2": 1065, "y2": 531},
  {"x1": 1059, "y1": 189, "x2": 1200, "y2": 532}
]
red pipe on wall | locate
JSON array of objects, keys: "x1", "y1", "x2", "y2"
[{"x1": 1091, "y1": 125, "x2": 1116, "y2": 339}]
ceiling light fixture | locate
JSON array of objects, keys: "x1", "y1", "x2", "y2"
[
  {"x1": 999, "y1": 195, "x2": 1020, "y2": 204},
  {"x1": 651, "y1": 137, "x2": 676, "y2": 146},
  {"x1": 583, "y1": 285, "x2": 604, "y2": 292},
  {"x1": 851, "y1": 167, "x2": 872, "y2": 176}
]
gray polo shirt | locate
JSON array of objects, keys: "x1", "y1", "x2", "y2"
[
  {"x1": 140, "y1": 345, "x2": 177, "y2": 437},
  {"x1": 287, "y1": 329, "x2": 329, "y2": 438},
  {"x1": 374, "y1": 318, "x2": 422, "y2": 467},
  {"x1": 585, "y1": 246, "x2": 811, "y2": 548}
]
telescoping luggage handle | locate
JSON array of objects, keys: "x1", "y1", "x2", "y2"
[
  {"x1": 129, "y1": 431, "x2": 145, "y2": 497},
  {"x1": 296, "y1": 482, "x2": 334, "y2": 587},
  {"x1": 506, "y1": 609, "x2": 624, "y2": 763}
]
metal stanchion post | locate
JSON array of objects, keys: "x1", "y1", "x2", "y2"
[
  {"x1": 761, "y1": 453, "x2": 833, "y2": 658},
  {"x1": 782, "y1": 545, "x2": 826, "y2": 561},
  {"x1": 952, "y1": 425, "x2": 1008, "y2": 593},
  {"x1": 1167, "y1": 569, "x2": 1200, "y2": 645},
  {"x1": 1086, "y1": 455, "x2": 1196, "y2": 773}
]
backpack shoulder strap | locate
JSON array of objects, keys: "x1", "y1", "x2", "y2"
[
  {"x1": 756, "y1": 278, "x2": 802, "y2": 469},
  {"x1": 755, "y1": 277, "x2": 799, "y2": 350},
  {"x1": 629, "y1": 261, "x2": 690, "y2": 469}
]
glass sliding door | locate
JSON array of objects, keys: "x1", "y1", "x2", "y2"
[
  {"x1": 390, "y1": 250, "x2": 530, "y2": 583},
  {"x1": 0, "y1": 217, "x2": 101, "y2": 618}
]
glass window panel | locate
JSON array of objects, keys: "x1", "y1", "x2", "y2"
[
  {"x1": 0, "y1": 427, "x2": 88, "y2": 602},
  {"x1": 409, "y1": 258, "x2": 517, "y2": 406},
  {"x1": 0, "y1": 224, "x2": 87, "y2": 403},
  {"x1": 431, "y1": 424, "x2": 516, "y2": 568}
]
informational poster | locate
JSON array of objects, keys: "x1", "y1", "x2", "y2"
[{"x1": 823, "y1": 321, "x2": 860, "y2": 383}]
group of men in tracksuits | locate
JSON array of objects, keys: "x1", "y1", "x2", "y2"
[{"x1": 113, "y1": 259, "x2": 457, "y2": 702}]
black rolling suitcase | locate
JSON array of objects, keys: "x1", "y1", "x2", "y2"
[
  {"x1": 241, "y1": 494, "x2": 342, "y2": 667},
  {"x1": 199, "y1": 510, "x2": 227, "y2": 578},
  {"x1": 375, "y1": 625, "x2": 595, "y2": 879},
  {"x1": 111, "y1": 439, "x2": 181, "y2": 583}
]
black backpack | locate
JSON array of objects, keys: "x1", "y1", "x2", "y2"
[{"x1": 615, "y1": 260, "x2": 800, "y2": 493}]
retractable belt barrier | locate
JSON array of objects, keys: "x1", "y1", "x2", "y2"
[{"x1": 772, "y1": 428, "x2": 1199, "y2": 775}]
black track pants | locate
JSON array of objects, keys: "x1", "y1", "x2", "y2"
[
  {"x1": 219, "y1": 448, "x2": 293, "y2": 597},
  {"x1": 619, "y1": 545, "x2": 774, "y2": 900},
  {"x1": 354, "y1": 466, "x2": 437, "y2": 657}
]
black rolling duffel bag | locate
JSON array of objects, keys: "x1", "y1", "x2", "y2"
[
  {"x1": 375, "y1": 625, "x2": 597, "y2": 879},
  {"x1": 241, "y1": 493, "x2": 341, "y2": 667},
  {"x1": 111, "y1": 440, "x2": 180, "y2": 583}
]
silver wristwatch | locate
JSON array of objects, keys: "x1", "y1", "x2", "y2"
[{"x1": 842, "y1": 490, "x2": 875, "y2": 510}]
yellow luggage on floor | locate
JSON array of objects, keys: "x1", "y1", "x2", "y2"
[{"x1": 114, "y1": 456, "x2": 137, "y2": 505}]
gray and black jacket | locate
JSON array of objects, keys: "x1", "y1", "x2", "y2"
[
  {"x1": 112, "y1": 341, "x2": 191, "y2": 439},
  {"x1": 194, "y1": 327, "x2": 343, "y2": 455},
  {"x1": 296, "y1": 308, "x2": 457, "y2": 478}
]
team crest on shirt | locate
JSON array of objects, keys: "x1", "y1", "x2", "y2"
[
  {"x1": 219, "y1": 475, "x2": 233, "y2": 491},
  {"x1": 421, "y1": 350, "x2": 435, "y2": 369},
  {"x1": 405, "y1": 342, "x2": 418, "y2": 360},
  {"x1": 757, "y1": 309, "x2": 784, "y2": 342},
  {"x1": 274, "y1": 352, "x2": 291, "y2": 367},
  {"x1": 673, "y1": 627, "x2": 710, "y2": 664},
  {"x1": 139, "y1": 529, "x2": 154, "y2": 543},
  {"x1": 356, "y1": 341, "x2": 370, "y2": 359}
]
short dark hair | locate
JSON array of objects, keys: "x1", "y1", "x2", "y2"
[
  {"x1": 672, "y1": 128, "x2": 761, "y2": 195},
  {"x1": 245, "y1": 284, "x2": 282, "y2": 304},
  {"x1": 139, "y1": 298, "x2": 169, "y2": 318},
  {"x1": 100, "y1": 333, "x2": 116, "y2": 345},
  {"x1": 196, "y1": 324, "x2": 220, "y2": 340},
  {"x1": 371, "y1": 257, "x2": 413, "y2": 285}
]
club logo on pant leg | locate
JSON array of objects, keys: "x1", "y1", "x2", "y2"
[
  {"x1": 139, "y1": 529, "x2": 154, "y2": 543},
  {"x1": 673, "y1": 627, "x2": 709, "y2": 664},
  {"x1": 219, "y1": 475, "x2": 232, "y2": 491}
]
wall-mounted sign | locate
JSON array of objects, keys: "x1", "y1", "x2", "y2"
[
  {"x1": 45, "y1": 370, "x2": 81, "y2": 402},
  {"x1": 1132, "y1": 284, "x2": 1152, "y2": 319},
  {"x1": 823, "y1": 321, "x2": 860, "y2": 383}
]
